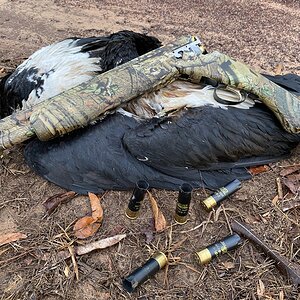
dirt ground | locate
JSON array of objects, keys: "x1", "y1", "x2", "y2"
[{"x1": 0, "y1": 0, "x2": 300, "y2": 299}]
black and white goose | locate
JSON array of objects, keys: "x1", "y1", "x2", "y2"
[
  {"x1": 0, "y1": 30, "x2": 161, "y2": 118},
  {"x1": 1, "y1": 31, "x2": 299, "y2": 193}
]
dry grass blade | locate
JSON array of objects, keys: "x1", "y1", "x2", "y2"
[
  {"x1": 256, "y1": 279, "x2": 265, "y2": 298},
  {"x1": 43, "y1": 191, "x2": 77, "y2": 215},
  {"x1": 68, "y1": 245, "x2": 79, "y2": 280},
  {"x1": 169, "y1": 237, "x2": 188, "y2": 252},
  {"x1": 0, "y1": 232, "x2": 27, "y2": 246},
  {"x1": 271, "y1": 195, "x2": 279, "y2": 206},
  {"x1": 147, "y1": 191, "x2": 167, "y2": 232},
  {"x1": 282, "y1": 199, "x2": 300, "y2": 212}
]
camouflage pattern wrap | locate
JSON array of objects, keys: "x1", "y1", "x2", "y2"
[
  {"x1": 30, "y1": 51, "x2": 179, "y2": 141},
  {"x1": 0, "y1": 35, "x2": 192, "y2": 148},
  {"x1": 0, "y1": 35, "x2": 299, "y2": 150},
  {"x1": 0, "y1": 111, "x2": 34, "y2": 149},
  {"x1": 176, "y1": 51, "x2": 300, "y2": 134}
]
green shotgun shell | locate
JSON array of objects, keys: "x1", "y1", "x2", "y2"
[
  {"x1": 125, "y1": 180, "x2": 149, "y2": 219},
  {"x1": 195, "y1": 233, "x2": 242, "y2": 265},
  {"x1": 202, "y1": 179, "x2": 242, "y2": 210},
  {"x1": 174, "y1": 183, "x2": 193, "y2": 224},
  {"x1": 123, "y1": 251, "x2": 168, "y2": 292}
]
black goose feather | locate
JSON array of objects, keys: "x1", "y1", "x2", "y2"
[{"x1": 24, "y1": 77, "x2": 300, "y2": 193}]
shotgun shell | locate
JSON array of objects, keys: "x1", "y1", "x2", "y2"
[
  {"x1": 195, "y1": 233, "x2": 242, "y2": 265},
  {"x1": 123, "y1": 251, "x2": 168, "y2": 293},
  {"x1": 125, "y1": 180, "x2": 149, "y2": 219},
  {"x1": 202, "y1": 179, "x2": 241, "y2": 210},
  {"x1": 174, "y1": 183, "x2": 193, "y2": 224}
]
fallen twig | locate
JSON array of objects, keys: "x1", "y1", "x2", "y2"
[
  {"x1": 276, "y1": 177, "x2": 283, "y2": 200},
  {"x1": 231, "y1": 220, "x2": 300, "y2": 285},
  {"x1": 282, "y1": 199, "x2": 300, "y2": 212}
]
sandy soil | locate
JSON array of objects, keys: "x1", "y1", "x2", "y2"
[{"x1": 0, "y1": 0, "x2": 300, "y2": 299}]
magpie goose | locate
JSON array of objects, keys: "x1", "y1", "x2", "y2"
[
  {"x1": 24, "y1": 75, "x2": 300, "y2": 193},
  {"x1": 0, "y1": 32, "x2": 299, "y2": 193},
  {"x1": 0, "y1": 30, "x2": 161, "y2": 118}
]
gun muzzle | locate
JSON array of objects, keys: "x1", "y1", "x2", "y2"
[
  {"x1": 125, "y1": 180, "x2": 149, "y2": 219},
  {"x1": 123, "y1": 251, "x2": 168, "y2": 292}
]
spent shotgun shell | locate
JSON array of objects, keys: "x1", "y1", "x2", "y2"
[
  {"x1": 123, "y1": 251, "x2": 168, "y2": 292},
  {"x1": 174, "y1": 183, "x2": 193, "y2": 224},
  {"x1": 125, "y1": 180, "x2": 149, "y2": 219},
  {"x1": 202, "y1": 179, "x2": 241, "y2": 210},
  {"x1": 195, "y1": 233, "x2": 242, "y2": 265}
]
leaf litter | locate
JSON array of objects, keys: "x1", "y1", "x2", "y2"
[{"x1": 73, "y1": 192, "x2": 103, "y2": 239}]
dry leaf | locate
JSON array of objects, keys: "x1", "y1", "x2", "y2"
[
  {"x1": 280, "y1": 165, "x2": 300, "y2": 177},
  {"x1": 286, "y1": 174, "x2": 300, "y2": 181},
  {"x1": 73, "y1": 193, "x2": 103, "y2": 239},
  {"x1": 75, "y1": 234, "x2": 126, "y2": 256},
  {"x1": 249, "y1": 165, "x2": 270, "y2": 175},
  {"x1": 222, "y1": 261, "x2": 235, "y2": 270},
  {"x1": 257, "y1": 279, "x2": 265, "y2": 298},
  {"x1": 88, "y1": 192, "x2": 103, "y2": 222},
  {"x1": 282, "y1": 177, "x2": 300, "y2": 194},
  {"x1": 0, "y1": 232, "x2": 27, "y2": 246},
  {"x1": 44, "y1": 191, "x2": 77, "y2": 215},
  {"x1": 76, "y1": 234, "x2": 126, "y2": 255},
  {"x1": 147, "y1": 191, "x2": 167, "y2": 232},
  {"x1": 73, "y1": 216, "x2": 101, "y2": 239}
]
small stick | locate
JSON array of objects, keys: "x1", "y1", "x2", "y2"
[
  {"x1": 276, "y1": 177, "x2": 283, "y2": 200},
  {"x1": 231, "y1": 220, "x2": 300, "y2": 285}
]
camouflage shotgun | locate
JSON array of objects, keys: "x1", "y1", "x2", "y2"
[
  {"x1": 0, "y1": 36, "x2": 202, "y2": 149},
  {"x1": 0, "y1": 35, "x2": 299, "y2": 150}
]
